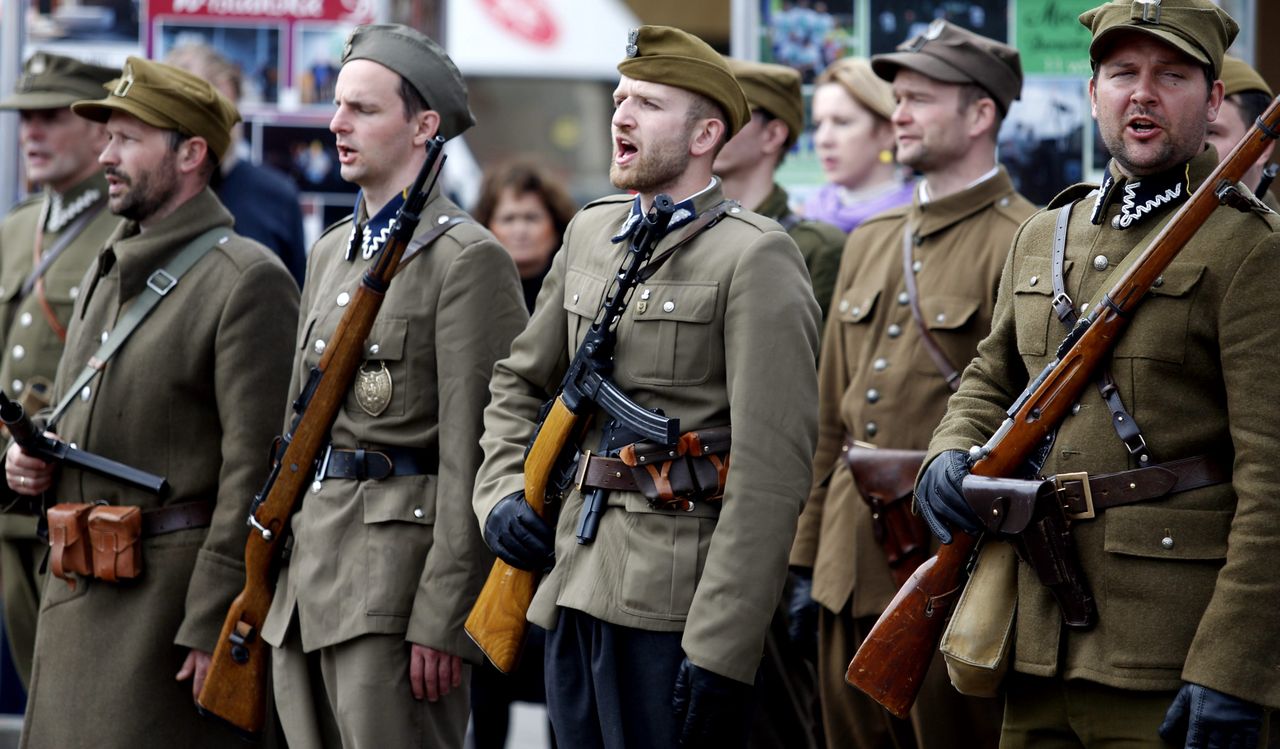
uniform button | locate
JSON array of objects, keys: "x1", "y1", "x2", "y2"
[
  {"x1": 729, "y1": 206, "x2": 742, "y2": 214},
  {"x1": 437, "y1": 215, "x2": 450, "y2": 224},
  {"x1": 850, "y1": 306, "x2": 860, "y2": 316},
  {"x1": 935, "y1": 313, "x2": 946, "y2": 323},
  {"x1": 866, "y1": 388, "x2": 880, "y2": 403},
  {"x1": 314, "y1": 339, "x2": 326, "y2": 354},
  {"x1": 18, "y1": 312, "x2": 31, "y2": 327},
  {"x1": 1161, "y1": 535, "x2": 1174, "y2": 550},
  {"x1": 640, "y1": 288, "x2": 652, "y2": 300},
  {"x1": 80, "y1": 385, "x2": 91, "y2": 401},
  {"x1": 369, "y1": 343, "x2": 380, "y2": 355},
  {"x1": 839, "y1": 300, "x2": 849, "y2": 312},
  {"x1": 865, "y1": 422, "x2": 878, "y2": 437},
  {"x1": 1000, "y1": 197, "x2": 1009, "y2": 207},
  {"x1": 311, "y1": 480, "x2": 323, "y2": 494},
  {"x1": 1111, "y1": 215, "x2": 1123, "y2": 230},
  {"x1": 662, "y1": 300, "x2": 676, "y2": 313},
  {"x1": 897, "y1": 291, "x2": 909, "y2": 305},
  {"x1": 572, "y1": 293, "x2": 580, "y2": 303},
  {"x1": 100, "y1": 330, "x2": 109, "y2": 343},
  {"x1": 10, "y1": 379, "x2": 21, "y2": 393},
  {"x1": 887, "y1": 324, "x2": 902, "y2": 338},
  {"x1": 69, "y1": 286, "x2": 79, "y2": 299},
  {"x1": 413, "y1": 507, "x2": 425, "y2": 519},
  {"x1": 1028, "y1": 275, "x2": 1039, "y2": 287},
  {"x1": 336, "y1": 292, "x2": 350, "y2": 307},
  {"x1": 1071, "y1": 403, "x2": 1081, "y2": 415},
  {"x1": 11, "y1": 345, "x2": 24, "y2": 361},
  {"x1": 912, "y1": 260, "x2": 923, "y2": 273},
  {"x1": 1153, "y1": 276, "x2": 1164, "y2": 288},
  {"x1": 873, "y1": 357, "x2": 888, "y2": 371},
  {"x1": 1093, "y1": 255, "x2": 1109, "y2": 271}
]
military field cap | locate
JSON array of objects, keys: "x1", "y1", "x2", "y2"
[
  {"x1": 0, "y1": 52, "x2": 118, "y2": 111},
  {"x1": 618, "y1": 25, "x2": 751, "y2": 137},
  {"x1": 1079, "y1": 0, "x2": 1239, "y2": 80},
  {"x1": 341, "y1": 23, "x2": 475, "y2": 140},
  {"x1": 725, "y1": 58, "x2": 804, "y2": 147},
  {"x1": 817, "y1": 57, "x2": 896, "y2": 121},
  {"x1": 71, "y1": 56, "x2": 240, "y2": 162},
  {"x1": 871, "y1": 19, "x2": 1023, "y2": 114},
  {"x1": 1220, "y1": 55, "x2": 1272, "y2": 97}
]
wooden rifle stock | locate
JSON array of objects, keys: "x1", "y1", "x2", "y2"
[
  {"x1": 195, "y1": 137, "x2": 447, "y2": 735},
  {"x1": 845, "y1": 98, "x2": 1280, "y2": 719}
]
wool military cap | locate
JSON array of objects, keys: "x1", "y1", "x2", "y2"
[
  {"x1": 1220, "y1": 55, "x2": 1272, "y2": 97},
  {"x1": 71, "y1": 56, "x2": 240, "y2": 162},
  {"x1": 725, "y1": 58, "x2": 804, "y2": 148},
  {"x1": 1079, "y1": 0, "x2": 1238, "y2": 80},
  {"x1": 871, "y1": 19, "x2": 1023, "y2": 115},
  {"x1": 817, "y1": 57, "x2": 897, "y2": 121},
  {"x1": 618, "y1": 25, "x2": 751, "y2": 137},
  {"x1": 341, "y1": 23, "x2": 475, "y2": 140},
  {"x1": 0, "y1": 52, "x2": 118, "y2": 111}
]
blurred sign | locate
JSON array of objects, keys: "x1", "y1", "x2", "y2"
[
  {"x1": 151, "y1": 0, "x2": 375, "y2": 23},
  {"x1": 1016, "y1": 0, "x2": 1097, "y2": 76},
  {"x1": 446, "y1": 0, "x2": 639, "y2": 78}
]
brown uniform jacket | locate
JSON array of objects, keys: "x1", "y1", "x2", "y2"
[
  {"x1": 928, "y1": 148, "x2": 1280, "y2": 707},
  {"x1": 791, "y1": 168, "x2": 1034, "y2": 618},
  {"x1": 21, "y1": 188, "x2": 299, "y2": 748},
  {"x1": 474, "y1": 181, "x2": 821, "y2": 685},
  {"x1": 261, "y1": 187, "x2": 527, "y2": 661},
  {"x1": 755, "y1": 183, "x2": 846, "y2": 319}
]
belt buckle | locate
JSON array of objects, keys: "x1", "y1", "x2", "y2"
[
  {"x1": 1055, "y1": 471, "x2": 1095, "y2": 520},
  {"x1": 574, "y1": 450, "x2": 591, "y2": 492},
  {"x1": 315, "y1": 443, "x2": 334, "y2": 482}
]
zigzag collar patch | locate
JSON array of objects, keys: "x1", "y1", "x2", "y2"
[
  {"x1": 346, "y1": 190, "x2": 407, "y2": 261},
  {"x1": 1091, "y1": 163, "x2": 1190, "y2": 230}
]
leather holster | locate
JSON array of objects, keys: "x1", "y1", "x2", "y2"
[{"x1": 843, "y1": 446, "x2": 931, "y2": 588}]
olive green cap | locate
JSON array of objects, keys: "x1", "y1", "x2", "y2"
[
  {"x1": 1079, "y1": 0, "x2": 1238, "y2": 80},
  {"x1": 725, "y1": 58, "x2": 803, "y2": 148},
  {"x1": 341, "y1": 23, "x2": 475, "y2": 140},
  {"x1": 817, "y1": 57, "x2": 896, "y2": 121},
  {"x1": 871, "y1": 19, "x2": 1023, "y2": 115},
  {"x1": 1220, "y1": 54, "x2": 1272, "y2": 97},
  {"x1": 618, "y1": 25, "x2": 751, "y2": 137},
  {"x1": 71, "y1": 57, "x2": 240, "y2": 162},
  {"x1": 0, "y1": 52, "x2": 118, "y2": 111}
]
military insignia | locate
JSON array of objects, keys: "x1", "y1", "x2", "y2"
[
  {"x1": 1134, "y1": 0, "x2": 1161, "y2": 24},
  {"x1": 626, "y1": 29, "x2": 639, "y2": 58},
  {"x1": 46, "y1": 188, "x2": 101, "y2": 233},
  {"x1": 925, "y1": 19, "x2": 946, "y2": 39},
  {"x1": 343, "y1": 29, "x2": 356, "y2": 60},
  {"x1": 670, "y1": 207, "x2": 693, "y2": 227},
  {"x1": 611, "y1": 210, "x2": 641, "y2": 243},
  {"x1": 113, "y1": 63, "x2": 135, "y2": 98},
  {"x1": 29, "y1": 54, "x2": 47, "y2": 75},
  {"x1": 354, "y1": 360, "x2": 393, "y2": 416},
  {"x1": 908, "y1": 19, "x2": 945, "y2": 50}
]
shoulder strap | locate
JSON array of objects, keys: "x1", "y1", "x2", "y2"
[
  {"x1": 638, "y1": 200, "x2": 736, "y2": 283},
  {"x1": 47, "y1": 226, "x2": 227, "y2": 429},
  {"x1": 393, "y1": 216, "x2": 471, "y2": 275},
  {"x1": 902, "y1": 223, "x2": 960, "y2": 391}
]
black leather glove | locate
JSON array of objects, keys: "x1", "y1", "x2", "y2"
[
  {"x1": 785, "y1": 567, "x2": 819, "y2": 659},
  {"x1": 483, "y1": 491, "x2": 555, "y2": 572},
  {"x1": 1158, "y1": 682, "x2": 1262, "y2": 749},
  {"x1": 914, "y1": 449, "x2": 981, "y2": 544},
  {"x1": 671, "y1": 657, "x2": 752, "y2": 748}
]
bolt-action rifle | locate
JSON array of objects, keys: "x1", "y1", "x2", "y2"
[
  {"x1": 196, "y1": 136, "x2": 448, "y2": 736},
  {"x1": 465, "y1": 195, "x2": 680, "y2": 673},
  {"x1": 845, "y1": 97, "x2": 1280, "y2": 719}
]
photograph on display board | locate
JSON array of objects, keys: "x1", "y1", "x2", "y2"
[
  {"x1": 259, "y1": 122, "x2": 356, "y2": 195},
  {"x1": 25, "y1": 0, "x2": 140, "y2": 43},
  {"x1": 294, "y1": 24, "x2": 356, "y2": 108},
  {"x1": 154, "y1": 22, "x2": 284, "y2": 107},
  {"x1": 759, "y1": 0, "x2": 858, "y2": 84},
  {"x1": 868, "y1": 0, "x2": 1007, "y2": 53},
  {"x1": 996, "y1": 77, "x2": 1088, "y2": 206}
]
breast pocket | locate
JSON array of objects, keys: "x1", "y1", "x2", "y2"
[
  {"x1": 345, "y1": 318, "x2": 408, "y2": 418},
  {"x1": 1113, "y1": 262, "x2": 1205, "y2": 365},
  {"x1": 563, "y1": 267, "x2": 608, "y2": 347},
  {"x1": 911, "y1": 295, "x2": 982, "y2": 376},
  {"x1": 620, "y1": 282, "x2": 720, "y2": 386},
  {"x1": 1011, "y1": 255, "x2": 1061, "y2": 358}
]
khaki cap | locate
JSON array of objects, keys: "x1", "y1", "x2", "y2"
[
  {"x1": 1079, "y1": 0, "x2": 1238, "y2": 80},
  {"x1": 817, "y1": 57, "x2": 896, "y2": 121},
  {"x1": 725, "y1": 58, "x2": 803, "y2": 148},
  {"x1": 71, "y1": 57, "x2": 240, "y2": 162},
  {"x1": 871, "y1": 19, "x2": 1023, "y2": 114},
  {"x1": 618, "y1": 25, "x2": 751, "y2": 137},
  {"x1": 342, "y1": 24, "x2": 475, "y2": 141},
  {"x1": 0, "y1": 52, "x2": 118, "y2": 111},
  {"x1": 1220, "y1": 54, "x2": 1272, "y2": 98}
]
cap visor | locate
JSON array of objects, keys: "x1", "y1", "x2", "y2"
[
  {"x1": 0, "y1": 91, "x2": 83, "y2": 110},
  {"x1": 1091, "y1": 27, "x2": 1209, "y2": 70},
  {"x1": 71, "y1": 97, "x2": 172, "y2": 130},
  {"x1": 871, "y1": 52, "x2": 975, "y2": 86}
]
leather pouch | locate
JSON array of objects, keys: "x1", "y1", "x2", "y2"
[
  {"x1": 939, "y1": 541, "x2": 1017, "y2": 697},
  {"x1": 619, "y1": 426, "x2": 732, "y2": 510},
  {"x1": 47, "y1": 502, "x2": 95, "y2": 588},
  {"x1": 87, "y1": 505, "x2": 142, "y2": 583},
  {"x1": 844, "y1": 446, "x2": 931, "y2": 587}
]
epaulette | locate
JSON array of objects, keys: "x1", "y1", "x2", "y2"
[
  {"x1": 317, "y1": 214, "x2": 354, "y2": 242},
  {"x1": 857, "y1": 203, "x2": 911, "y2": 229},
  {"x1": 1046, "y1": 182, "x2": 1099, "y2": 210},
  {"x1": 3, "y1": 194, "x2": 43, "y2": 222},
  {"x1": 581, "y1": 193, "x2": 635, "y2": 211}
]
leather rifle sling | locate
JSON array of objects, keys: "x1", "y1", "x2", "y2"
[{"x1": 902, "y1": 224, "x2": 960, "y2": 391}]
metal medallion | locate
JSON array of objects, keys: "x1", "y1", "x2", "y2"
[{"x1": 354, "y1": 360, "x2": 393, "y2": 417}]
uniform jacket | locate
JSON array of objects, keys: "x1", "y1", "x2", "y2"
[
  {"x1": 927, "y1": 148, "x2": 1280, "y2": 708},
  {"x1": 755, "y1": 183, "x2": 846, "y2": 318},
  {"x1": 474, "y1": 180, "x2": 821, "y2": 685},
  {"x1": 22, "y1": 188, "x2": 299, "y2": 748},
  {"x1": 261, "y1": 186, "x2": 527, "y2": 662},
  {"x1": 791, "y1": 168, "x2": 1034, "y2": 618}
]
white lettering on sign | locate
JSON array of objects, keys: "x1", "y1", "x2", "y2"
[{"x1": 170, "y1": 0, "x2": 325, "y2": 17}]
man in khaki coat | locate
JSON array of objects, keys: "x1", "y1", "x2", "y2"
[
  {"x1": 4, "y1": 56, "x2": 299, "y2": 747},
  {"x1": 789, "y1": 20, "x2": 1033, "y2": 749},
  {"x1": 475, "y1": 26, "x2": 819, "y2": 748},
  {"x1": 915, "y1": 2, "x2": 1280, "y2": 746},
  {"x1": 259, "y1": 24, "x2": 527, "y2": 749},
  {"x1": 0, "y1": 52, "x2": 119, "y2": 689}
]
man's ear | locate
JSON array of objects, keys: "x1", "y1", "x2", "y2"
[
  {"x1": 760, "y1": 118, "x2": 791, "y2": 157},
  {"x1": 413, "y1": 110, "x2": 441, "y2": 147},
  {"x1": 689, "y1": 117, "x2": 727, "y2": 159},
  {"x1": 177, "y1": 136, "x2": 210, "y2": 175}
]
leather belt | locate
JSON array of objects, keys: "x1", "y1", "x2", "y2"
[
  {"x1": 1054, "y1": 454, "x2": 1230, "y2": 521},
  {"x1": 142, "y1": 502, "x2": 213, "y2": 537},
  {"x1": 319, "y1": 445, "x2": 439, "y2": 481},
  {"x1": 574, "y1": 453, "x2": 638, "y2": 493}
]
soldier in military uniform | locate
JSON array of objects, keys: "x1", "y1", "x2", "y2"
[
  {"x1": 258, "y1": 24, "x2": 527, "y2": 748},
  {"x1": 788, "y1": 20, "x2": 1033, "y2": 749},
  {"x1": 914, "y1": 2, "x2": 1280, "y2": 747},
  {"x1": 4, "y1": 57, "x2": 299, "y2": 747},
  {"x1": 1206, "y1": 55, "x2": 1277, "y2": 208},
  {"x1": 717, "y1": 59, "x2": 845, "y2": 319},
  {"x1": 475, "y1": 26, "x2": 820, "y2": 748},
  {"x1": 0, "y1": 52, "x2": 119, "y2": 691}
]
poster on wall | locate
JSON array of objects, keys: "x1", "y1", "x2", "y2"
[
  {"x1": 868, "y1": 0, "x2": 1007, "y2": 53},
  {"x1": 1015, "y1": 0, "x2": 1096, "y2": 75},
  {"x1": 759, "y1": 0, "x2": 859, "y2": 83},
  {"x1": 153, "y1": 21, "x2": 284, "y2": 107}
]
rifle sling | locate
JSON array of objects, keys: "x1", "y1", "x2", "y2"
[
  {"x1": 48, "y1": 227, "x2": 227, "y2": 429},
  {"x1": 394, "y1": 216, "x2": 470, "y2": 275},
  {"x1": 901, "y1": 224, "x2": 960, "y2": 391},
  {"x1": 638, "y1": 200, "x2": 736, "y2": 283}
]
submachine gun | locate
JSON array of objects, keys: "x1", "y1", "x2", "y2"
[
  {"x1": 465, "y1": 195, "x2": 680, "y2": 673},
  {"x1": 196, "y1": 136, "x2": 448, "y2": 735}
]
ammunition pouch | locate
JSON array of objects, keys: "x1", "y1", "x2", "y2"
[
  {"x1": 607, "y1": 426, "x2": 732, "y2": 511},
  {"x1": 47, "y1": 503, "x2": 95, "y2": 588},
  {"x1": 45, "y1": 501, "x2": 213, "y2": 587},
  {"x1": 88, "y1": 505, "x2": 142, "y2": 583},
  {"x1": 843, "y1": 444, "x2": 931, "y2": 588}
]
